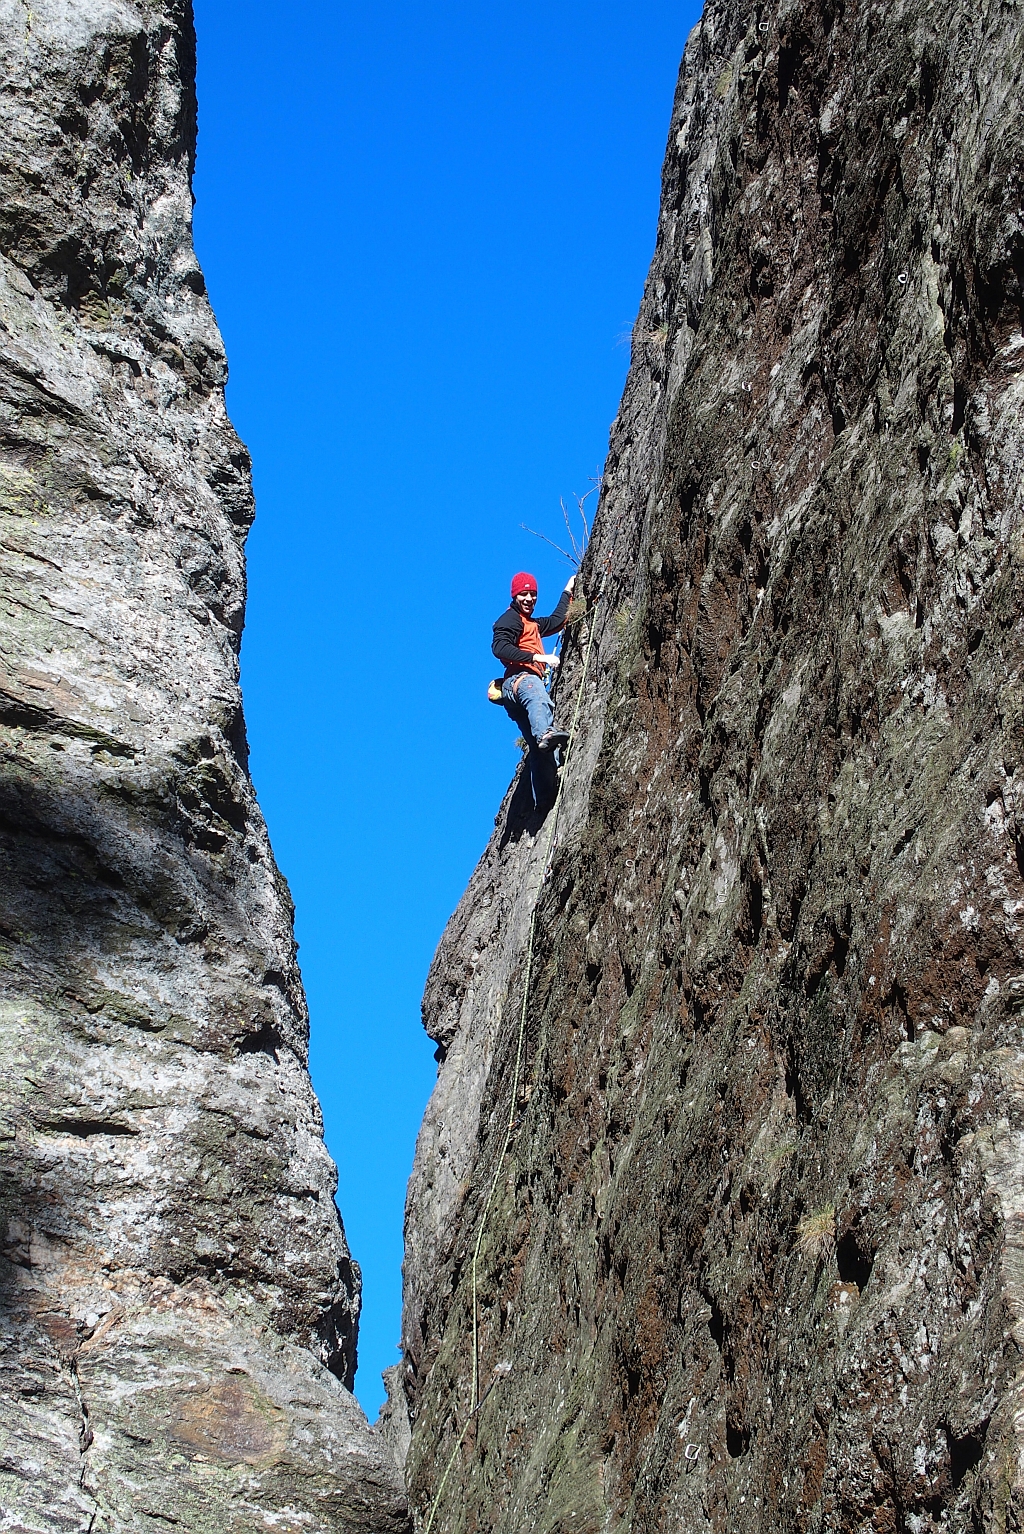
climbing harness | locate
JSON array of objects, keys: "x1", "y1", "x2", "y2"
[
  {"x1": 423, "y1": 570, "x2": 608, "y2": 1534},
  {"x1": 488, "y1": 655, "x2": 561, "y2": 710}
]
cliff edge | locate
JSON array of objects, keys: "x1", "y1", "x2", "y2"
[
  {"x1": 403, "y1": 0, "x2": 1024, "y2": 1527},
  {"x1": 0, "y1": 3, "x2": 407, "y2": 1529}
]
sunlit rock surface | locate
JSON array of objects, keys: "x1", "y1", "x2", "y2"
[
  {"x1": 403, "y1": 0, "x2": 1024, "y2": 1526},
  {"x1": 0, "y1": 3, "x2": 407, "y2": 1529}
]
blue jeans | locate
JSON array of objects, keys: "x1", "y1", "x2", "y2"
[
  {"x1": 501, "y1": 673, "x2": 553, "y2": 741},
  {"x1": 502, "y1": 673, "x2": 557, "y2": 812}
]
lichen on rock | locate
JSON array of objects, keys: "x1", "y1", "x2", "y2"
[{"x1": 0, "y1": 3, "x2": 407, "y2": 1529}]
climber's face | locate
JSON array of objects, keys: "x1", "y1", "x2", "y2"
[{"x1": 515, "y1": 589, "x2": 537, "y2": 616}]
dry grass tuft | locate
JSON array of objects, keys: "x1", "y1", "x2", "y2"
[{"x1": 795, "y1": 1203, "x2": 836, "y2": 1258}]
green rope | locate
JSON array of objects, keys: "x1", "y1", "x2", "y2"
[{"x1": 423, "y1": 574, "x2": 606, "y2": 1531}]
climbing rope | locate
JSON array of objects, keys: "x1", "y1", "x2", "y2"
[
  {"x1": 421, "y1": 1374, "x2": 502, "y2": 1534},
  {"x1": 423, "y1": 570, "x2": 608, "y2": 1534}
]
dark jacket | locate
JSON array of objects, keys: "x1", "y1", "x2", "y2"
[{"x1": 492, "y1": 590, "x2": 571, "y2": 676}]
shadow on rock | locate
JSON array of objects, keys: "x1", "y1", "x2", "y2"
[{"x1": 498, "y1": 757, "x2": 560, "y2": 849}]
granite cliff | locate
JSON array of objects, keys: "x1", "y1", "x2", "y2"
[
  {"x1": 0, "y1": 3, "x2": 407, "y2": 1529},
  {"x1": 403, "y1": 0, "x2": 1024, "y2": 1528}
]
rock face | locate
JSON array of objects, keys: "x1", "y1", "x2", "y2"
[
  {"x1": 0, "y1": 3, "x2": 407, "y2": 1530},
  {"x1": 403, "y1": 0, "x2": 1024, "y2": 1527}
]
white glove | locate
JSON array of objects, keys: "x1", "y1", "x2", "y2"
[{"x1": 537, "y1": 653, "x2": 560, "y2": 668}]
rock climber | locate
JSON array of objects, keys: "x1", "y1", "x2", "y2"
[{"x1": 492, "y1": 570, "x2": 576, "y2": 812}]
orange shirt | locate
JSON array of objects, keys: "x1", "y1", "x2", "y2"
[{"x1": 518, "y1": 615, "x2": 545, "y2": 677}]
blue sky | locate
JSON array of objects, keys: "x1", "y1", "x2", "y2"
[{"x1": 191, "y1": 0, "x2": 698, "y2": 1416}]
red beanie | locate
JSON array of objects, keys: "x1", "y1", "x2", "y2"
[{"x1": 511, "y1": 571, "x2": 538, "y2": 598}]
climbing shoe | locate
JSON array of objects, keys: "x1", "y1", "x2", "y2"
[{"x1": 537, "y1": 729, "x2": 570, "y2": 752}]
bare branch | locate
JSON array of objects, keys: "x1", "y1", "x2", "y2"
[
  {"x1": 521, "y1": 476, "x2": 600, "y2": 573},
  {"x1": 560, "y1": 497, "x2": 582, "y2": 563},
  {"x1": 578, "y1": 478, "x2": 600, "y2": 547},
  {"x1": 520, "y1": 523, "x2": 577, "y2": 565}
]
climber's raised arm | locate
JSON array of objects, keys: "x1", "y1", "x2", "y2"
[{"x1": 537, "y1": 572, "x2": 576, "y2": 638}]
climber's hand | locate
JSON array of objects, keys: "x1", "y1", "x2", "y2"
[
  {"x1": 564, "y1": 574, "x2": 577, "y2": 594},
  {"x1": 539, "y1": 653, "x2": 560, "y2": 668}
]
